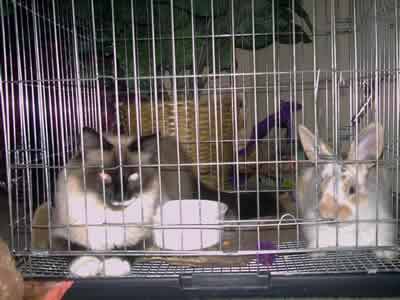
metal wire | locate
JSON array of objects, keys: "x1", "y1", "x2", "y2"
[
  {"x1": 0, "y1": 0, "x2": 400, "y2": 278},
  {"x1": 17, "y1": 243, "x2": 400, "y2": 278}
]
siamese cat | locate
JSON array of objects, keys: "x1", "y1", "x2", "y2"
[{"x1": 47, "y1": 127, "x2": 280, "y2": 277}]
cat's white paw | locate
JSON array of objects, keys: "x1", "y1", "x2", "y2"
[
  {"x1": 69, "y1": 256, "x2": 103, "y2": 277},
  {"x1": 104, "y1": 258, "x2": 131, "y2": 276},
  {"x1": 87, "y1": 229, "x2": 108, "y2": 250},
  {"x1": 375, "y1": 249, "x2": 398, "y2": 260}
]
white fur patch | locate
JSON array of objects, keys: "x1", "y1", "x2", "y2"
[
  {"x1": 321, "y1": 163, "x2": 335, "y2": 179},
  {"x1": 52, "y1": 176, "x2": 160, "y2": 250},
  {"x1": 301, "y1": 212, "x2": 397, "y2": 261}
]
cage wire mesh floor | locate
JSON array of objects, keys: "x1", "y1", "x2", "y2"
[
  {"x1": 2, "y1": 0, "x2": 400, "y2": 297},
  {"x1": 17, "y1": 241, "x2": 400, "y2": 279}
]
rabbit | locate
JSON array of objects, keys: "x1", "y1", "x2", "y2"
[{"x1": 296, "y1": 122, "x2": 397, "y2": 260}]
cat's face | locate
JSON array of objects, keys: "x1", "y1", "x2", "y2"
[{"x1": 79, "y1": 127, "x2": 157, "y2": 209}]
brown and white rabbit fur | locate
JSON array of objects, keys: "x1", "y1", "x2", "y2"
[{"x1": 297, "y1": 122, "x2": 397, "y2": 259}]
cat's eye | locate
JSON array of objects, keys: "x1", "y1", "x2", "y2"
[
  {"x1": 128, "y1": 172, "x2": 139, "y2": 182},
  {"x1": 349, "y1": 185, "x2": 356, "y2": 195},
  {"x1": 99, "y1": 172, "x2": 112, "y2": 184}
]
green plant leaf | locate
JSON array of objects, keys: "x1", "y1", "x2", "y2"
[
  {"x1": 293, "y1": 0, "x2": 313, "y2": 32},
  {"x1": 175, "y1": 27, "x2": 197, "y2": 73},
  {"x1": 276, "y1": 24, "x2": 311, "y2": 44},
  {"x1": 215, "y1": 40, "x2": 233, "y2": 72},
  {"x1": 1, "y1": 0, "x2": 15, "y2": 17},
  {"x1": 162, "y1": 0, "x2": 229, "y2": 18},
  {"x1": 72, "y1": 0, "x2": 314, "y2": 92}
]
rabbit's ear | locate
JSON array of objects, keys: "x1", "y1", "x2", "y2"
[
  {"x1": 298, "y1": 125, "x2": 333, "y2": 161},
  {"x1": 347, "y1": 123, "x2": 384, "y2": 162}
]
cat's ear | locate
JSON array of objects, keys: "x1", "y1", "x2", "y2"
[
  {"x1": 128, "y1": 134, "x2": 157, "y2": 153},
  {"x1": 82, "y1": 127, "x2": 113, "y2": 150},
  {"x1": 128, "y1": 134, "x2": 158, "y2": 162}
]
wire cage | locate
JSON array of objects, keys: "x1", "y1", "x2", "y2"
[{"x1": 1, "y1": 0, "x2": 400, "y2": 297}]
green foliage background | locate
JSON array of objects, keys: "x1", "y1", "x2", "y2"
[
  {"x1": 74, "y1": 0, "x2": 312, "y2": 90},
  {"x1": 4, "y1": 0, "x2": 313, "y2": 92}
]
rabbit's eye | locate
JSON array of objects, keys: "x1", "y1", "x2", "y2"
[{"x1": 349, "y1": 186, "x2": 356, "y2": 195}]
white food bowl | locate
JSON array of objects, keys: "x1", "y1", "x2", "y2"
[{"x1": 153, "y1": 200, "x2": 228, "y2": 250}]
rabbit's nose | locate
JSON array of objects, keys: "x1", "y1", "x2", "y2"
[
  {"x1": 337, "y1": 205, "x2": 352, "y2": 221},
  {"x1": 319, "y1": 194, "x2": 338, "y2": 219}
]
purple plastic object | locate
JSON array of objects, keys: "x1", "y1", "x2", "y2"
[
  {"x1": 230, "y1": 100, "x2": 302, "y2": 186},
  {"x1": 238, "y1": 100, "x2": 302, "y2": 157},
  {"x1": 256, "y1": 241, "x2": 277, "y2": 266}
]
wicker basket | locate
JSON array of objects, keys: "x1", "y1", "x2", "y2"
[{"x1": 121, "y1": 94, "x2": 236, "y2": 190}]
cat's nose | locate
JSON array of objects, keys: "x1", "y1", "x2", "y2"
[{"x1": 110, "y1": 191, "x2": 133, "y2": 207}]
